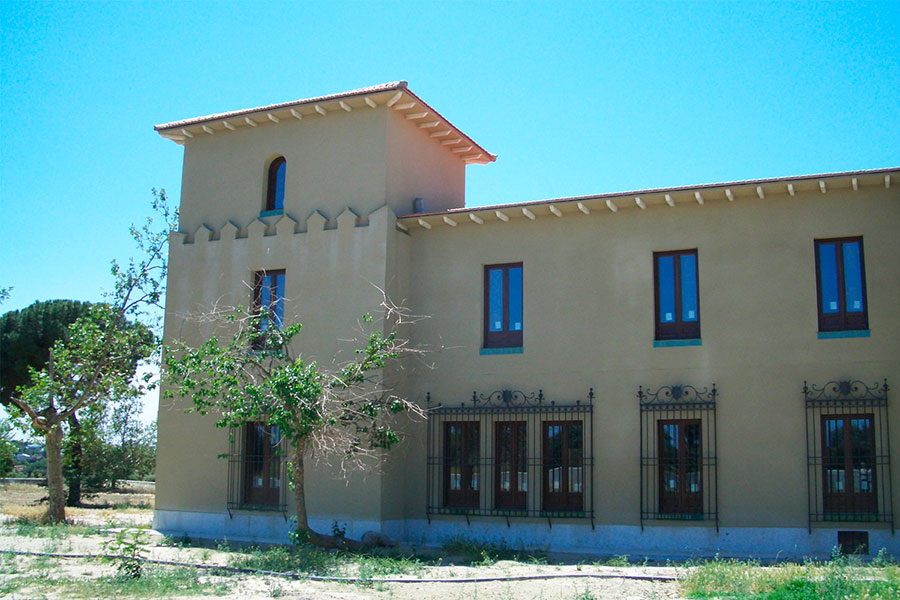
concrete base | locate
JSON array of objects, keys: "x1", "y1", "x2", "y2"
[{"x1": 154, "y1": 509, "x2": 899, "y2": 559}]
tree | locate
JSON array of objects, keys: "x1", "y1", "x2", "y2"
[
  {"x1": 0, "y1": 419, "x2": 15, "y2": 478},
  {"x1": 3, "y1": 190, "x2": 175, "y2": 523},
  {"x1": 2, "y1": 299, "x2": 99, "y2": 505},
  {"x1": 0, "y1": 300, "x2": 94, "y2": 404},
  {"x1": 164, "y1": 298, "x2": 424, "y2": 549},
  {"x1": 66, "y1": 396, "x2": 157, "y2": 490}
]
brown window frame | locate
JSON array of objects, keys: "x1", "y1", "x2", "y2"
[
  {"x1": 542, "y1": 420, "x2": 583, "y2": 512},
  {"x1": 443, "y1": 421, "x2": 480, "y2": 509},
  {"x1": 266, "y1": 157, "x2": 286, "y2": 211},
  {"x1": 494, "y1": 421, "x2": 527, "y2": 510},
  {"x1": 242, "y1": 422, "x2": 282, "y2": 507},
  {"x1": 657, "y1": 418, "x2": 703, "y2": 515},
  {"x1": 483, "y1": 263, "x2": 523, "y2": 349},
  {"x1": 821, "y1": 414, "x2": 877, "y2": 517},
  {"x1": 653, "y1": 249, "x2": 700, "y2": 341},
  {"x1": 252, "y1": 269, "x2": 286, "y2": 349},
  {"x1": 814, "y1": 237, "x2": 868, "y2": 332}
]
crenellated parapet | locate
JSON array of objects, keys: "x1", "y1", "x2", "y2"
[{"x1": 173, "y1": 204, "x2": 395, "y2": 246}]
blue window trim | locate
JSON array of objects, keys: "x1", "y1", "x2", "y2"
[
  {"x1": 480, "y1": 347, "x2": 523, "y2": 355},
  {"x1": 259, "y1": 209, "x2": 284, "y2": 218},
  {"x1": 653, "y1": 338, "x2": 702, "y2": 348},
  {"x1": 818, "y1": 330, "x2": 870, "y2": 340}
]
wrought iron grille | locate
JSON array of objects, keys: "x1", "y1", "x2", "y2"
[
  {"x1": 638, "y1": 384, "x2": 718, "y2": 530},
  {"x1": 804, "y1": 379, "x2": 892, "y2": 533},
  {"x1": 226, "y1": 425, "x2": 289, "y2": 518},
  {"x1": 425, "y1": 389, "x2": 594, "y2": 524}
]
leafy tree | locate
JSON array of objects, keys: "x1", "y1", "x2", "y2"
[
  {"x1": 3, "y1": 190, "x2": 175, "y2": 522},
  {"x1": 65, "y1": 397, "x2": 157, "y2": 490},
  {"x1": 0, "y1": 300, "x2": 94, "y2": 404},
  {"x1": 164, "y1": 299, "x2": 424, "y2": 549},
  {"x1": 1, "y1": 299, "x2": 100, "y2": 504},
  {"x1": 0, "y1": 419, "x2": 15, "y2": 478}
]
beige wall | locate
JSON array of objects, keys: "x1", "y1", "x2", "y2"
[
  {"x1": 400, "y1": 185, "x2": 899, "y2": 529},
  {"x1": 159, "y1": 98, "x2": 898, "y2": 546},
  {"x1": 177, "y1": 108, "x2": 390, "y2": 233},
  {"x1": 385, "y1": 108, "x2": 466, "y2": 215},
  {"x1": 157, "y1": 206, "x2": 399, "y2": 522}
]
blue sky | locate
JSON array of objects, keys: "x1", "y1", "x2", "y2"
[{"x1": 1, "y1": 1, "x2": 898, "y2": 419}]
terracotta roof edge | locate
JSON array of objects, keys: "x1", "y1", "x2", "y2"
[{"x1": 401, "y1": 166, "x2": 899, "y2": 218}]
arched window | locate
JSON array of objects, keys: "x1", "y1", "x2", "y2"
[{"x1": 266, "y1": 157, "x2": 286, "y2": 211}]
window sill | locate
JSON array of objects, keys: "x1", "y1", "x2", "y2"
[
  {"x1": 259, "y1": 209, "x2": 284, "y2": 218},
  {"x1": 818, "y1": 330, "x2": 870, "y2": 340},
  {"x1": 480, "y1": 347, "x2": 523, "y2": 355},
  {"x1": 653, "y1": 338, "x2": 701, "y2": 348}
]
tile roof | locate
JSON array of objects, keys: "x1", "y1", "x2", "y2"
[{"x1": 154, "y1": 82, "x2": 407, "y2": 131}]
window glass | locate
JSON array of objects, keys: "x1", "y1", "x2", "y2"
[
  {"x1": 508, "y1": 267, "x2": 523, "y2": 331},
  {"x1": 850, "y1": 418, "x2": 873, "y2": 493},
  {"x1": 272, "y1": 160, "x2": 285, "y2": 210},
  {"x1": 488, "y1": 269, "x2": 504, "y2": 332},
  {"x1": 658, "y1": 255, "x2": 675, "y2": 323},
  {"x1": 546, "y1": 424, "x2": 562, "y2": 492},
  {"x1": 819, "y1": 243, "x2": 840, "y2": 314},
  {"x1": 685, "y1": 422, "x2": 701, "y2": 494},
  {"x1": 567, "y1": 424, "x2": 582, "y2": 494},
  {"x1": 680, "y1": 254, "x2": 698, "y2": 322},
  {"x1": 273, "y1": 272, "x2": 286, "y2": 328},
  {"x1": 661, "y1": 423, "x2": 678, "y2": 493},
  {"x1": 843, "y1": 241, "x2": 864, "y2": 313},
  {"x1": 259, "y1": 274, "x2": 272, "y2": 332}
]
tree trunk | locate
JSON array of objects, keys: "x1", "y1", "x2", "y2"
[
  {"x1": 45, "y1": 425, "x2": 66, "y2": 523},
  {"x1": 289, "y1": 445, "x2": 362, "y2": 550},
  {"x1": 65, "y1": 414, "x2": 82, "y2": 506}
]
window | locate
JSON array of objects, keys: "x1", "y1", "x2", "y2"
[
  {"x1": 494, "y1": 422, "x2": 527, "y2": 510},
  {"x1": 426, "y1": 389, "x2": 594, "y2": 520},
  {"x1": 658, "y1": 419, "x2": 702, "y2": 515},
  {"x1": 243, "y1": 422, "x2": 282, "y2": 507},
  {"x1": 822, "y1": 415, "x2": 877, "y2": 517},
  {"x1": 654, "y1": 250, "x2": 700, "y2": 340},
  {"x1": 253, "y1": 270, "x2": 286, "y2": 333},
  {"x1": 639, "y1": 384, "x2": 718, "y2": 526},
  {"x1": 443, "y1": 422, "x2": 479, "y2": 508},
  {"x1": 543, "y1": 421, "x2": 583, "y2": 512},
  {"x1": 484, "y1": 263, "x2": 523, "y2": 348},
  {"x1": 266, "y1": 157, "x2": 286, "y2": 211},
  {"x1": 804, "y1": 378, "x2": 892, "y2": 526},
  {"x1": 815, "y1": 237, "x2": 868, "y2": 332}
]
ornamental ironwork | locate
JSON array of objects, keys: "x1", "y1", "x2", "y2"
[
  {"x1": 803, "y1": 379, "x2": 889, "y2": 404},
  {"x1": 803, "y1": 378, "x2": 892, "y2": 533},
  {"x1": 638, "y1": 383, "x2": 717, "y2": 409},
  {"x1": 638, "y1": 383, "x2": 718, "y2": 530},
  {"x1": 425, "y1": 389, "x2": 594, "y2": 526}
]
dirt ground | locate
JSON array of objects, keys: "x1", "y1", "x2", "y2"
[{"x1": 0, "y1": 481, "x2": 684, "y2": 600}]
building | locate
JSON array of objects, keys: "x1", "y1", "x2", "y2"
[{"x1": 154, "y1": 81, "x2": 899, "y2": 559}]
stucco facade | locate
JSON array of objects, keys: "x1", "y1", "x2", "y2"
[{"x1": 155, "y1": 82, "x2": 899, "y2": 559}]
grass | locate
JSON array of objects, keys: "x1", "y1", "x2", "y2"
[
  {"x1": 440, "y1": 535, "x2": 547, "y2": 565},
  {"x1": 11, "y1": 516, "x2": 106, "y2": 538},
  {"x1": 680, "y1": 551, "x2": 900, "y2": 600},
  {"x1": 227, "y1": 542, "x2": 424, "y2": 584},
  {"x1": 0, "y1": 565, "x2": 231, "y2": 598}
]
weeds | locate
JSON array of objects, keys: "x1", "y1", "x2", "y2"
[
  {"x1": 0, "y1": 566, "x2": 228, "y2": 598},
  {"x1": 228, "y1": 542, "x2": 423, "y2": 584},
  {"x1": 99, "y1": 527, "x2": 151, "y2": 578},
  {"x1": 680, "y1": 551, "x2": 900, "y2": 600},
  {"x1": 12, "y1": 517, "x2": 103, "y2": 538},
  {"x1": 440, "y1": 535, "x2": 547, "y2": 565},
  {"x1": 572, "y1": 587, "x2": 596, "y2": 600}
]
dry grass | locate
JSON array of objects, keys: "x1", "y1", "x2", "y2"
[{"x1": 0, "y1": 481, "x2": 154, "y2": 527}]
